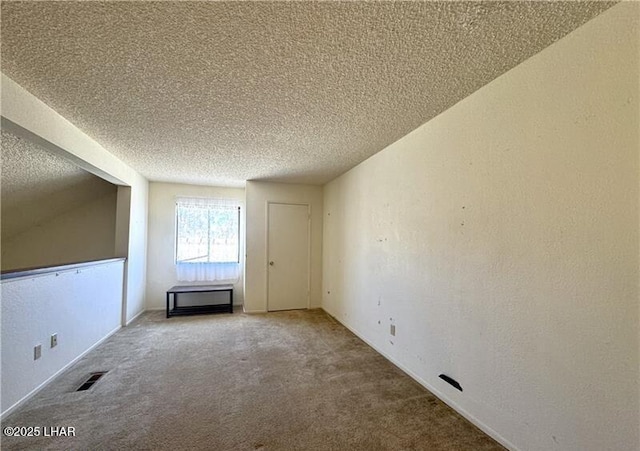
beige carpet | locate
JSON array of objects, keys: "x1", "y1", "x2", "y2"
[{"x1": 2, "y1": 309, "x2": 504, "y2": 450}]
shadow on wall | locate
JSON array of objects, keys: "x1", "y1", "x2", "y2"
[{"x1": 1, "y1": 129, "x2": 120, "y2": 271}]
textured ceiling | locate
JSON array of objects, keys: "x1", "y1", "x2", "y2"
[
  {"x1": 1, "y1": 130, "x2": 117, "y2": 239},
  {"x1": 0, "y1": 1, "x2": 615, "y2": 187}
]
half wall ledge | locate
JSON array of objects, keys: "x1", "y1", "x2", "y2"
[{"x1": 1, "y1": 257, "x2": 127, "y2": 282}]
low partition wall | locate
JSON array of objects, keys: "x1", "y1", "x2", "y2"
[{"x1": 1, "y1": 258, "x2": 125, "y2": 417}]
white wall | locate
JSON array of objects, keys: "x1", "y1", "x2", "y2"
[
  {"x1": 146, "y1": 182, "x2": 245, "y2": 309},
  {"x1": 2, "y1": 191, "x2": 118, "y2": 271},
  {"x1": 1, "y1": 259, "x2": 125, "y2": 416},
  {"x1": 124, "y1": 179, "x2": 148, "y2": 323},
  {"x1": 322, "y1": 4, "x2": 639, "y2": 451},
  {"x1": 1, "y1": 74, "x2": 148, "y2": 324},
  {"x1": 245, "y1": 181, "x2": 323, "y2": 312}
]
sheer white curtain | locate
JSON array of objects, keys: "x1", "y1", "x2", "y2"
[
  {"x1": 175, "y1": 197, "x2": 241, "y2": 283},
  {"x1": 175, "y1": 261, "x2": 239, "y2": 282}
]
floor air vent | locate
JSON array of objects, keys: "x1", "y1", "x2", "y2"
[
  {"x1": 438, "y1": 374, "x2": 463, "y2": 392},
  {"x1": 76, "y1": 371, "x2": 107, "y2": 391}
]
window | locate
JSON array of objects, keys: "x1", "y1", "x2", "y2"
[{"x1": 175, "y1": 197, "x2": 241, "y2": 282}]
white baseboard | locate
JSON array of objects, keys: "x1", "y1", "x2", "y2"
[
  {"x1": 320, "y1": 308, "x2": 518, "y2": 451},
  {"x1": 242, "y1": 307, "x2": 267, "y2": 314},
  {"x1": 1, "y1": 324, "x2": 122, "y2": 419},
  {"x1": 156, "y1": 304, "x2": 246, "y2": 311},
  {"x1": 146, "y1": 304, "x2": 244, "y2": 312},
  {"x1": 126, "y1": 308, "x2": 145, "y2": 325}
]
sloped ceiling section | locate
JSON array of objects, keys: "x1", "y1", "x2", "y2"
[
  {"x1": 1, "y1": 130, "x2": 117, "y2": 240},
  {"x1": 0, "y1": 1, "x2": 614, "y2": 187}
]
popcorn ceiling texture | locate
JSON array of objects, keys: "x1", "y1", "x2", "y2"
[
  {"x1": 0, "y1": 1, "x2": 614, "y2": 187},
  {"x1": 1, "y1": 130, "x2": 116, "y2": 240}
]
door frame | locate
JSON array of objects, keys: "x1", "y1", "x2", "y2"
[{"x1": 265, "y1": 201, "x2": 312, "y2": 311}]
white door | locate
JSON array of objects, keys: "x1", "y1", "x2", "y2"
[{"x1": 267, "y1": 203, "x2": 310, "y2": 311}]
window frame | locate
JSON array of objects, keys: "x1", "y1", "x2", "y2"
[{"x1": 174, "y1": 199, "x2": 241, "y2": 265}]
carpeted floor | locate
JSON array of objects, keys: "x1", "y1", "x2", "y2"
[{"x1": 1, "y1": 309, "x2": 504, "y2": 450}]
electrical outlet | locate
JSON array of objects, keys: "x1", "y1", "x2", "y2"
[
  {"x1": 51, "y1": 334, "x2": 58, "y2": 348},
  {"x1": 34, "y1": 344, "x2": 42, "y2": 360},
  {"x1": 390, "y1": 324, "x2": 396, "y2": 336}
]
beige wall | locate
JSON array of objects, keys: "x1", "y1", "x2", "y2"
[
  {"x1": 145, "y1": 182, "x2": 245, "y2": 309},
  {"x1": 245, "y1": 181, "x2": 323, "y2": 312},
  {"x1": 323, "y1": 4, "x2": 639, "y2": 451},
  {"x1": 1, "y1": 191, "x2": 118, "y2": 271}
]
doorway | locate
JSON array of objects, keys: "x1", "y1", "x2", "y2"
[{"x1": 267, "y1": 202, "x2": 310, "y2": 311}]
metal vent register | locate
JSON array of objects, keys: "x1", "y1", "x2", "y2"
[{"x1": 76, "y1": 372, "x2": 107, "y2": 391}]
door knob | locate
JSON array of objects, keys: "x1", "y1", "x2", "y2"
[{"x1": 269, "y1": 261, "x2": 274, "y2": 266}]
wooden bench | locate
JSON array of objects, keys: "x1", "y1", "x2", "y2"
[{"x1": 166, "y1": 284, "x2": 233, "y2": 318}]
